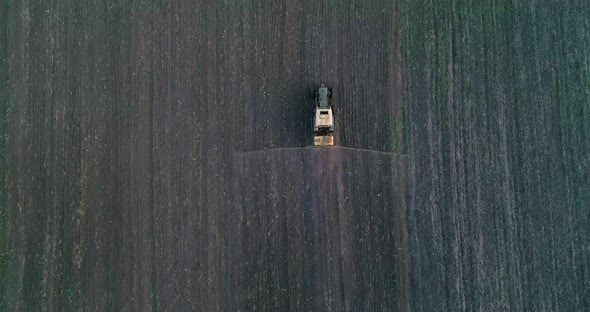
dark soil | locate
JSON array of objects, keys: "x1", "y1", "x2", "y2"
[
  {"x1": 1, "y1": 1, "x2": 404, "y2": 311},
  {"x1": 1, "y1": 0, "x2": 588, "y2": 311},
  {"x1": 235, "y1": 147, "x2": 408, "y2": 311},
  {"x1": 402, "y1": 1, "x2": 590, "y2": 311}
]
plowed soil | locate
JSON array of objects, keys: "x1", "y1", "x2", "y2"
[
  {"x1": 1, "y1": 0, "x2": 589, "y2": 311},
  {"x1": 1, "y1": 1, "x2": 405, "y2": 311},
  {"x1": 235, "y1": 147, "x2": 408, "y2": 311}
]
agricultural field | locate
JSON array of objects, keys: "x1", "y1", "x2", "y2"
[
  {"x1": 402, "y1": 1, "x2": 589, "y2": 310},
  {"x1": 0, "y1": 0, "x2": 588, "y2": 311}
]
